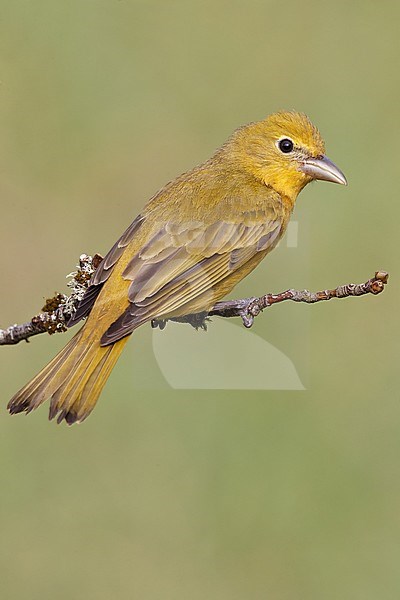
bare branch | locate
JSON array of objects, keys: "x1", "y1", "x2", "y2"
[
  {"x1": 211, "y1": 270, "x2": 390, "y2": 325},
  {"x1": 0, "y1": 252, "x2": 389, "y2": 345},
  {"x1": 153, "y1": 271, "x2": 389, "y2": 329}
]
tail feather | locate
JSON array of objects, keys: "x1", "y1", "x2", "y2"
[
  {"x1": 8, "y1": 334, "x2": 82, "y2": 415},
  {"x1": 48, "y1": 339, "x2": 97, "y2": 419},
  {"x1": 53, "y1": 351, "x2": 111, "y2": 424},
  {"x1": 68, "y1": 343, "x2": 123, "y2": 424},
  {"x1": 7, "y1": 330, "x2": 129, "y2": 425}
]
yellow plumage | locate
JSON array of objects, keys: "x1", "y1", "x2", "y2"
[{"x1": 8, "y1": 111, "x2": 346, "y2": 424}]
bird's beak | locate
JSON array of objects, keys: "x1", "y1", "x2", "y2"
[{"x1": 301, "y1": 155, "x2": 347, "y2": 186}]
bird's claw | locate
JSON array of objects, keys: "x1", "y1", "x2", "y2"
[
  {"x1": 151, "y1": 312, "x2": 210, "y2": 331},
  {"x1": 239, "y1": 297, "x2": 262, "y2": 328},
  {"x1": 151, "y1": 318, "x2": 167, "y2": 330}
]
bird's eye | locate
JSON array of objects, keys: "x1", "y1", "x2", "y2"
[{"x1": 278, "y1": 138, "x2": 294, "y2": 153}]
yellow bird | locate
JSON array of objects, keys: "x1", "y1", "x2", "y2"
[{"x1": 8, "y1": 111, "x2": 347, "y2": 424}]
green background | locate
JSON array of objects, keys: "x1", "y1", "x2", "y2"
[{"x1": 0, "y1": 1, "x2": 399, "y2": 598}]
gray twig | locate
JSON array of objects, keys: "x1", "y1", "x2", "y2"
[
  {"x1": 0, "y1": 253, "x2": 389, "y2": 345},
  {"x1": 151, "y1": 272, "x2": 389, "y2": 329}
]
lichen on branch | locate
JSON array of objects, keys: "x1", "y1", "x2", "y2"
[{"x1": 0, "y1": 253, "x2": 102, "y2": 345}]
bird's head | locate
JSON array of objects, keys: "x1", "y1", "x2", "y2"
[{"x1": 228, "y1": 111, "x2": 347, "y2": 200}]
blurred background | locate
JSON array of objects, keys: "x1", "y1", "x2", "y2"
[{"x1": 0, "y1": 1, "x2": 399, "y2": 598}]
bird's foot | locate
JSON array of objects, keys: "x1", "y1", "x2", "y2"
[
  {"x1": 151, "y1": 312, "x2": 211, "y2": 331},
  {"x1": 209, "y1": 296, "x2": 262, "y2": 328}
]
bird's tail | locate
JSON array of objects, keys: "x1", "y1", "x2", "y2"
[{"x1": 7, "y1": 329, "x2": 129, "y2": 425}]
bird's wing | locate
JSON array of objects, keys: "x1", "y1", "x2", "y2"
[{"x1": 100, "y1": 211, "x2": 282, "y2": 345}]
